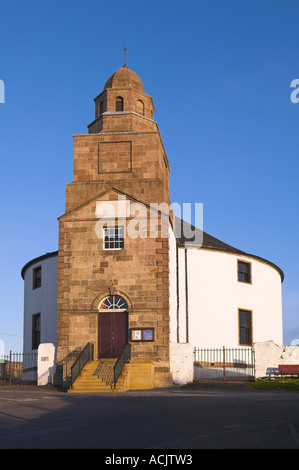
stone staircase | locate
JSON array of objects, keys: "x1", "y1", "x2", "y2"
[{"x1": 68, "y1": 359, "x2": 130, "y2": 393}]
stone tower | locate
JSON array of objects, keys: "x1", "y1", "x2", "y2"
[{"x1": 57, "y1": 65, "x2": 172, "y2": 387}]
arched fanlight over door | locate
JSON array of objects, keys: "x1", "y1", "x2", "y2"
[{"x1": 99, "y1": 295, "x2": 128, "y2": 311}]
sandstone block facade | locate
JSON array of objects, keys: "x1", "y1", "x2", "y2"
[{"x1": 57, "y1": 66, "x2": 172, "y2": 380}]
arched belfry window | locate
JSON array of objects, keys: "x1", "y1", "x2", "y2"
[
  {"x1": 99, "y1": 101, "x2": 104, "y2": 116},
  {"x1": 99, "y1": 295, "x2": 128, "y2": 311},
  {"x1": 115, "y1": 96, "x2": 124, "y2": 112},
  {"x1": 136, "y1": 100, "x2": 144, "y2": 116}
]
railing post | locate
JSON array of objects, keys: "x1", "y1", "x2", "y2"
[
  {"x1": 252, "y1": 347, "x2": 255, "y2": 381},
  {"x1": 9, "y1": 351, "x2": 12, "y2": 385},
  {"x1": 70, "y1": 343, "x2": 95, "y2": 389},
  {"x1": 223, "y1": 346, "x2": 226, "y2": 383},
  {"x1": 113, "y1": 342, "x2": 131, "y2": 389}
]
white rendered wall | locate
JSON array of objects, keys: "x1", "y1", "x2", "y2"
[
  {"x1": 169, "y1": 225, "x2": 194, "y2": 384},
  {"x1": 186, "y1": 249, "x2": 283, "y2": 348},
  {"x1": 23, "y1": 255, "x2": 58, "y2": 355},
  {"x1": 254, "y1": 341, "x2": 299, "y2": 378},
  {"x1": 169, "y1": 225, "x2": 189, "y2": 344}
]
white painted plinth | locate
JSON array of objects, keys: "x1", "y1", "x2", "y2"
[
  {"x1": 170, "y1": 342, "x2": 194, "y2": 385},
  {"x1": 37, "y1": 343, "x2": 56, "y2": 386}
]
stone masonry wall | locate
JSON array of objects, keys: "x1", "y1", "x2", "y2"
[
  {"x1": 57, "y1": 68, "x2": 172, "y2": 381},
  {"x1": 57, "y1": 191, "x2": 170, "y2": 366},
  {"x1": 65, "y1": 132, "x2": 169, "y2": 213}
]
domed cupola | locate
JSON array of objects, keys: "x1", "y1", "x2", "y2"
[
  {"x1": 104, "y1": 66, "x2": 145, "y2": 94},
  {"x1": 89, "y1": 65, "x2": 155, "y2": 133}
]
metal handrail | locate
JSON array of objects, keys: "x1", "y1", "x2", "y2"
[
  {"x1": 70, "y1": 342, "x2": 94, "y2": 388},
  {"x1": 57, "y1": 346, "x2": 83, "y2": 366},
  {"x1": 56, "y1": 346, "x2": 84, "y2": 387},
  {"x1": 113, "y1": 342, "x2": 131, "y2": 388}
]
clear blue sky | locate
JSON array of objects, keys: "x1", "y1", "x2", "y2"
[{"x1": 0, "y1": 0, "x2": 298, "y2": 352}]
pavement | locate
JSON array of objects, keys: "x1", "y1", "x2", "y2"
[{"x1": 0, "y1": 383, "x2": 298, "y2": 449}]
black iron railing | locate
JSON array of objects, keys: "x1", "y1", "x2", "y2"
[
  {"x1": 194, "y1": 346, "x2": 255, "y2": 382},
  {"x1": 93, "y1": 359, "x2": 115, "y2": 387},
  {"x1": 113, "y1": 342, "x2": 131, "y2": 388},
  {"x1": 70, "y1": 342, "x2": 94, "y2": 388},
  {"x1": 57, "y1": 346, "x2": 83, "y2": 368},
  {"x1": 56, "y1": 346, "x2": 83, "y2": 388},
  {"x1": 0, "y1": 351, "x2": 38, "y2": 385}
]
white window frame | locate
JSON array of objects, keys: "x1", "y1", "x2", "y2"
[{"x1": 103, "y1": 226, "x2": 125, "y2": 250}]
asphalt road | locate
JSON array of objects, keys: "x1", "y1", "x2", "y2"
[{"x1": 0, "y1": 385, "x2": 299, "y2": 450}]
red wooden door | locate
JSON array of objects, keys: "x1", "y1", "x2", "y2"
[{"x1": 98, "y1": 312, "x2": 128, "y2": 358}]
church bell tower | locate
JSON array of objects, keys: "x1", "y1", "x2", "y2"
[
  {"x1": 65, "y1": 65, "x2": 170, "y2": 213},
  {"x1": 57, "y1": 63, "x2": 173, "y2": 389}
]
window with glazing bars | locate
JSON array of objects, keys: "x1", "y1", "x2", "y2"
[
  {"x1": 104, "y1": 226, "x2": 124, "y2": 250},
  {"x1": 32, "y1": 313, "x2": 41, "y2": 350},
  {"x1": 239, "y1": 309, "x2": 252, "y2": 346},
  {"x1": 33, "y1": 266, "x2": 42, "y2": 289},
  {"x1": 238, "y1": 261, "x2": 251, "y2": 283}
]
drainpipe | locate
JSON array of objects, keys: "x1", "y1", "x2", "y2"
[
  {"x1": 176, "y1": 242, "x2": 180, "y2": 343},
  {"x1": 185, "y1": 247, "x2": 189, "y2": 343}
]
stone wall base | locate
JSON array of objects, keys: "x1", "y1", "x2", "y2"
[{"x1": 125, "y1": 360, "x2": 173, "y2": 390}]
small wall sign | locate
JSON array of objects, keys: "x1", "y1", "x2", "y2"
[
  {"x1": 131, "y1": 329, "x2": 142, "y2": 341},
  {"x1": 130, "y1": 328, "x2": 154, "y2": 342},
  {"x1": 143, "y1": 329, "x2": 154, "y2": 341}
]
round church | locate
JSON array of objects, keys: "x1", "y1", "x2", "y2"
[{"x1": 21, "y1": 65, "x2": 284, "y2": 390}]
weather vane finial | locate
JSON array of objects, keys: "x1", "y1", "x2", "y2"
[{"x1": 124, "y1": 41, "x2": 128, "y2": 67}]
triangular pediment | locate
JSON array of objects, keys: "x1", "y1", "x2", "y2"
[{"x1": 58, "y1": 187, "x2": 170, "y2": 222}]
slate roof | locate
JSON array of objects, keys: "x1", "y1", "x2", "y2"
[
  {"x1": 21, "y1": 251, "x2": 58, "y2": 280},
  {"x1": 173, "y1": 217, "x2": 284, "y2": 282}
]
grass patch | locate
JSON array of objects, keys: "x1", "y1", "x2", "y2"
[{"x1": 247, "y1": 378, "x2": 299, "y2": 392}]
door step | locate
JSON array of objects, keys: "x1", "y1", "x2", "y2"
[{"x1": 68, "y1": 359, "x2": 129, "y2": 393}]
